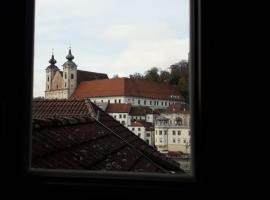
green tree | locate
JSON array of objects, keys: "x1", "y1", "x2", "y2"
[
  {"x1": 159, "y1": 70, "x2": 170, "y2": 83},
  {"x1": 144, "y1": 67, "x2": 159, "y2": 82}
]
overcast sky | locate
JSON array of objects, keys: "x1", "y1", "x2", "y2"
[{"x1": 33, "y1": 0, "x2": 189, "y2": 97}]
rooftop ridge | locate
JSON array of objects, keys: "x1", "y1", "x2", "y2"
[{"x1": 33, "y1": 116, "x2": 94, "y2": 130}]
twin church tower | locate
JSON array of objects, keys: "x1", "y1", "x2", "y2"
[
  {"x1": 45, "y1": 48, "x2": 78, "y2": 99},
  {"x1": 45, "y1": 48, "x2": 108, "y2": 99}
]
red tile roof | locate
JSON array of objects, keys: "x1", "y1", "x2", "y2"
[
  {"x1": 31, "y1": 99, "x2": 184, "y2": 173},
  {"x1": 73, "y1": 78, "x2": 184, "y2": 101},
  {"x1": 106, "y1": 103, "x2": 132, "y2": 113},
  {"x1": 131, "y1": 121, "x2": 154, "y2": 131},
  {"x1": 130, "y1": 106, "x2": 153, "y2": 116}
]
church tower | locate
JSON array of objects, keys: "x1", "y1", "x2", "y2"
[
  {"x1": 62, "y1": 47, "x2": 77, "y2": 98},
  {"x1": 45, "y1": 53, "x2": 59, "y2": 98}
]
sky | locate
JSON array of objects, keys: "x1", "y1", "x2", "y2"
[{"x1": 33, "y1": 0, "x2": 189, "y2": 97}]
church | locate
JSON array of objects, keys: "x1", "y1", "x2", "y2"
[{"x1": 45, "y1": 48, "x2": 108, "y2": 99}]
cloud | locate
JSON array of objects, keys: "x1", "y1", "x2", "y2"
[{"x1": 101, "y1": 24, "x2": 189, "y2": 77}]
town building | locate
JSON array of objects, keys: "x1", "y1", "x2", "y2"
[
  {"x1": 45, "y1": 48, "x2": 108, "y2": 99},
  {"x1": 127, "y1": 121, "x2": 155, "y2": 146},
  {"x1": 72, "y1": 77, "x2": 185, "y2": 109},
  {"x1": 32, "y1": 99, "x2": 184, "y2": 173},
  {"x1": 154, "y1": 103, "x2": 191, "y2": 154}
]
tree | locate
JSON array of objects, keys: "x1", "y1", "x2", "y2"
[
  {"x1": 129, "y1": 72, "x2": 144, "y2": 79},
  {"x1": 159, "y1": 70, "x2": 170, "y2": 83},
  {"x1": 144, "y1": 67, "x2": 159, "y2": 82}
]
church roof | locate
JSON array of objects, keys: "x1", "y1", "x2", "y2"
[
  {"x1": 73, "y1": 78, "x2": 184, "y2": 101},
  {"x1": 77, "y1": 70, "x2": 108, "y2": 87},
  {"x1": 32, "y1": 99, "x2": 184, "y2": 173}
]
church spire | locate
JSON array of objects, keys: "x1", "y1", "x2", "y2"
[
  {"x1": 66, "y1": 46, "x2": 74, "y2": 61},
  {"x1": 49, "y1": 50, "x2": 57, "y2": 65}
]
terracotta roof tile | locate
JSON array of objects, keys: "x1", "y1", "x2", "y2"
[
  {"x1": 129, "y1": 106, "x2": 153, "y2": 116},
  {"x1": 73, "y1": 78, "x2": 185, "y2": 101},
  {"x1": 106, "y1": 103, "x2": 132, "y2": 113}
]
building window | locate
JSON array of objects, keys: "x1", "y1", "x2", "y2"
[
  {"x1": 71, "y1": 74, "x2": 74, "y2": 79},
  {"x1": 161, "y1": 102, "x2": 163, "y2": 106},
  {"x1": 172, "y1": 131, "x2": 176, "y2": 135},
  {"x1": 108, "y1": 100, "x2": 110, "y2": 103},
  {"x1": 65, "y1": 82, "x2": 66, "y2": 88},
  {"x1": 164, "y1": 131, "x2": 167, "y2": 135},
  {"x1": 114, "y1": 115, "x2": 116, "y2": 118},
  {"x1": 64, "y1": 73, "x2": 67, "y2": 79},
  {"x1": 138, "y1": 133, "x2": 141, "y2": 137},
  {"x1": 157, "y1": 101, "x2": 159, "y2": 106},
  {"x1": 48, "y1": 85, "x2": 49, "y2": 90},
  {"x1": 119, "y1": 114, "x2": 122, "y2": 119},
  {"x1": 178, "y1": 138, "x2": 181, "y2": 143},
  {"x1": 165, "y1": 102, "x2": 167, "y2": 106},
  {"x1": 138, "y1": 100, "x2": 140, "y2": 104},
  {"x1": 173, "y1": 139, "x2": 176, "y2": 143},
  {"x1": 144, "y1": 100, "x2": 146, "y2": 105},
  {"x1": 101, "y1": 100, "x2": 103, "y2": 103},
  {"x1": 118, "y1": 99, "x2": 121, "y2": 103},
  {"x1": 159, "y1": 130, "x2": 162, "y2": 135},
  {"x1": 115, "y1": 99, "x2": 117, "y2": 103},
  {"x1": 178, "y1": 131, "x2": 181, "y2": 135},
  {"x1": 56, "y1": 85, "x2": 58, "y2": 89},
  {"x1": 123, "y1": 114, "x2": 126, "y2": 118},
  {"x1": 146, "y1": 133, "x2": 150, "y2": 137},
  {"x1": 160, "y1": 139, "x2": 162, "y2": 143},
  {"x1": 138, "y1": 128, "x2": 141, "y2": 131},
  {"x1": 150, "y1": 101, "x2": 152, "y2": 105},
  {"x1": 183, "y1": 139, "x2": 186, "y2": 143},
  {"x1": 132, "y1": 128, "x2": 135, "y2": 131},
  {"x1": 47, "y1": 76, "x2": 49, "y2": 82},
  {"x1": 121, "y1": 121, "x2": 125, "y2": 125}
]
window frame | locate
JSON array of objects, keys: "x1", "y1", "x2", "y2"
[{"x1": 19, "y1": 0, "x2": 204, "y2": 193}]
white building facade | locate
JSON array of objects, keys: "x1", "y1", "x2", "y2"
[
  {"x1": 92, "y1": 96, "x2": 182, "y2": 109},
  {"x1": 154, "y1": 110, "x2": 191, "y2": 154}
]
